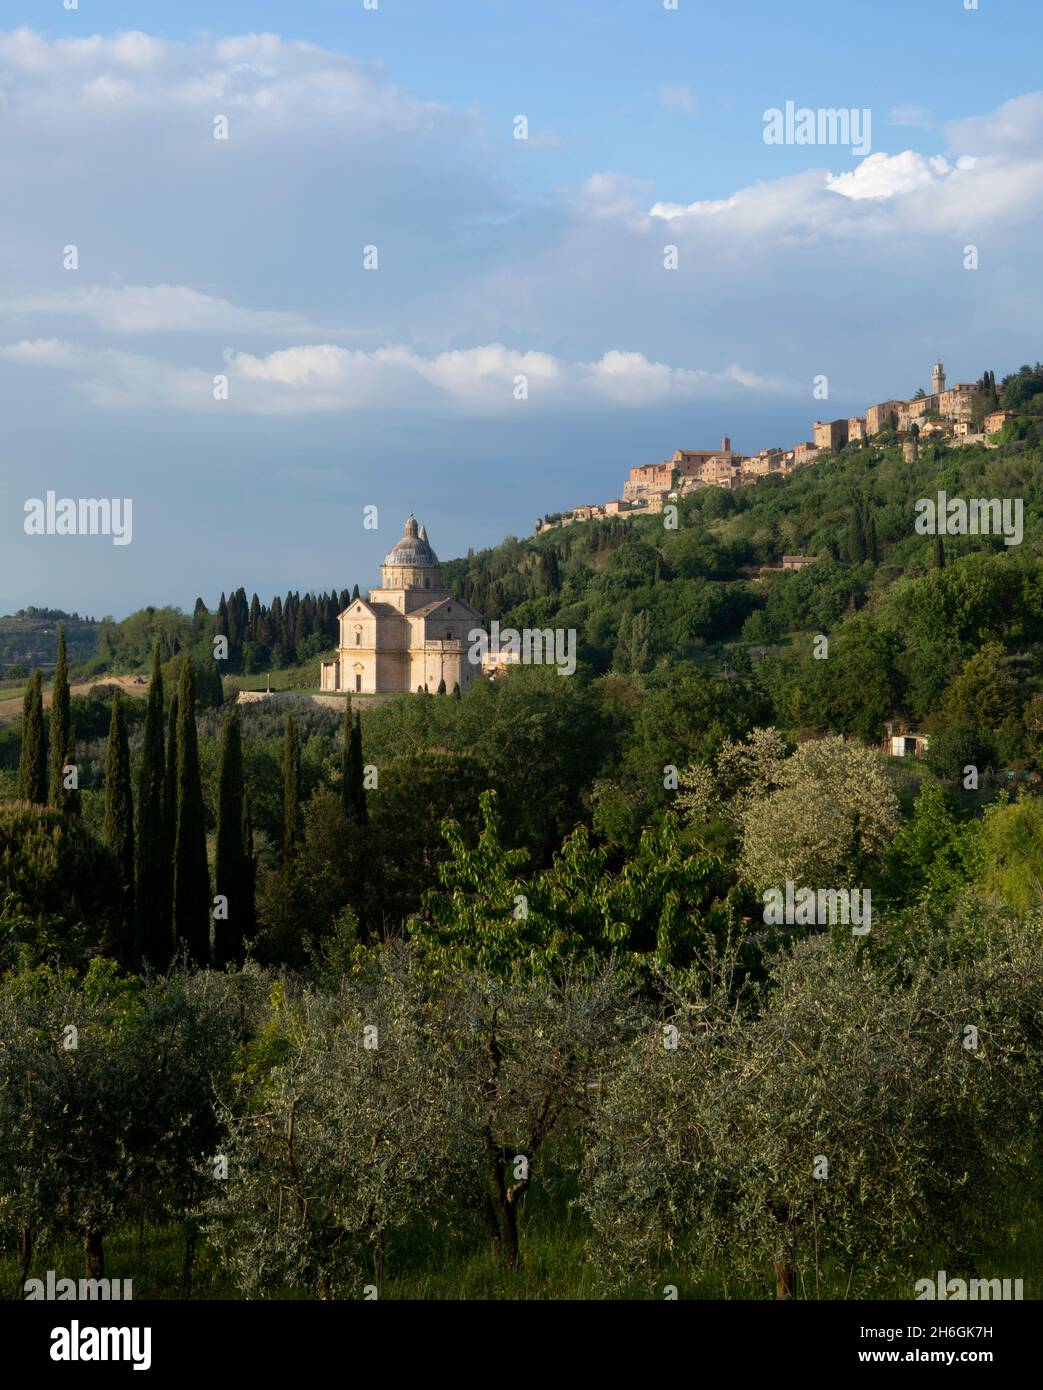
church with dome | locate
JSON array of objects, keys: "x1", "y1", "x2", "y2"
[{"x1": 320, "y1": 515, "x2": 485, "y2": 695}]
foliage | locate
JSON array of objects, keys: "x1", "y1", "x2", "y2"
[
  {"x1": 415, "y1": 790, "x2": 737, "y2": 978},
  {"x1": 582, "y1": 920, "x2": 1043, "y2": 1297},
  {"x1": 17, "y1": 671, "x2": 46, "y2": 805},
  {"x1": 173, "y1": 660, "x2": 210, "y2": 966},
  {"x1": 48, "y1": 625, "x2": 71, "y2": 811},
  {"x1": 0, "y1": 962, "x2": 238, "y2": 1277},
  {"x1": 136, "y1": 646, "x2": 169, "y2": 969},
  {"x1": 0, "y1": 803, "x2": 123, "y2": 950},
  {"x1": 978, "y1": 795, "x2": 1043, "y2": 912},
  {"x1": 103, "y1": 691, "x2": 135, "y2": 935}
]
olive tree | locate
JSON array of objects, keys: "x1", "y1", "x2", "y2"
[
  {"x1": 437, "y1": 959, "x2": 643, "y2": 1268},
  {"x1": 0, "y1": 961, "x2": 237, "y2": 1286},
  {"x1": 207, "y1": 949, "x2": 642, "y2": 1289},
  {"x1": 582, "y1": 921, "x2": 1043, "y2": 1298},
  {"x1": 205, "y1": 948, "x2": 466, "y2": 1298}
]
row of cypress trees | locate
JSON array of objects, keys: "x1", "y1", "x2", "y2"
[
  {"x1": 206, "y1": 581, "x2": 362, "y2": 671},
  {"x1": 17, "y1": 625, "x2": 76, "y2": 810},
  {"x1": 135, "y1": 648, "x2": 256, "y2": 970},
  {"x1": 279, "y1": 700, "x2": 368, "y2": 872},
  {"x1": 16, "y1": 632, "x2": 255, "y2": 970},
  {"x1": 415, "y1": 681, "x2": 461, "y2": 696}
]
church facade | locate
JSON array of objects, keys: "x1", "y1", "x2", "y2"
[{"x1": 320, "y1": 515, "x2": 485, "y2": 695}]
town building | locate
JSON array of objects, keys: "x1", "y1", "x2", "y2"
[
  {"x1": 623, "y1": 461, "x2": 673, "y2": 500},
  {"x1": 897, "y1": 395, "x2": 938, "y2": 430},
  {"x1": 986, "y1": 410, "x2": 1017, "y2": 434},
  {"x1": 813, "y1": 419, "x2": 849, "y2": 452},
  {"x1": 548, "y1": 361, "x2": 999, "y2": 533},
  {"x1": 866, "y1": 400, "x2": 903, "y2": 435},
  {"x1": 673, "y1": 437, "x2": 744, "y2": 479}
]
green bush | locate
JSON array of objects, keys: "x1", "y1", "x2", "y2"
[{"x1": 0, "y1": 801, "x2": 124, "y2": 949}]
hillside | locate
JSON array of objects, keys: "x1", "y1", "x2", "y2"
[
  {"x1": 442, "y1": 431, "x2": 1043, "y2": 762},
  {"x1": 0, "y1": 608, "x2": 98, "y2": 672}
]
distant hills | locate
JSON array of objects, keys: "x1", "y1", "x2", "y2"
[{"x1": 0, "y1": 610, "x2": 98, "y2": 672}]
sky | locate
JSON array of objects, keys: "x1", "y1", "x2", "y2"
[{"x1": 1, "y1": 0, "x2": 1042, "y2": 617}]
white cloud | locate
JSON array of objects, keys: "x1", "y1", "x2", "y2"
[
  {"x1": 0, "y1": 284, "x2": 314, "y2": 334},
  {"x1": 946, "y1": 91, "x2": 1043, "y2": 155},
  {"x1": 578, "y1": 171, "x2": 654, "y2": 218},
  {"x1": 826, "y1": 151, "x2": 974, "y2": 200},
  {"x1": 650, "y1": 193, "x2": 739, "y2": 220},
  {"x1": 0, "y1": 337, "x2": 788, "y2": 416},
  {"x1": 2, "y1": 28, "x2": 1042, "y2": 441},
  {"x1": 0, "y1": 338, "x2": 89, "y2": 367},
  {"x1": 0, "y1": 26, "x2": 448, "y2": 135}
]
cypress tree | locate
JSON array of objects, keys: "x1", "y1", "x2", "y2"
[
  {"x1": 452, "y1": 682, "x2": 461, "y2": 699},
  {"x1": 214, "y1": 707, "x2": 248, "y2": 968},
  {"x1": 614, "y1": 607, "x2": 633, "y2": 672},
  {"x1": 283, "y1": 713, "x2": 301, "y2": 868},
  {"x1": 630, "y1": 610, "x2": 652, "y2": 672},
  {"x1": 49, "y1": 625, "x2": 71, "y2": 810},
  {"x1": 864, "y1": 507, "x2": 879, "y2": 565},
  {"x1": 933, "y1": 534, "x2": 945, "y2": 569},
  {"x1": 437, "y1": 678, "x2": 447, "y2": 695},
  {"x1": 104, "y1": 691, "x2": 135, "y2": 927},
  {"x1": 18, "y1": 671, "x2": 47, "y2": 804},
  {"x1": 227, "y1": 597, "x2": 241, "y2": 654},
  {"x1": 203, "y1": 659, "x2": 224, "y2": 708},
  {"x1": 345, "y1": 710, "x2": 367, "y2": 825},
  {"x1": 547, "y1": 548, "x2": 560, "y2": 591},
  {"x1": 172, "y1": 659, "x2": 211, "y2": 966},
  {"x1": 164, "y1": 678, "x2": 180, "y2": 876},
  {"x1": 340, "y1": 697, "x2": 352, "y2": 814},
  {"x1": 136, "y1": 644, "x2": 168, "y2": 969},
  {"x1": 64, "y1": 730, "x2": 80, "y2": 818},
  {"x1": 846, "y1": 506, "x2": 867, "y2": 565},
  {"x1": 242, "y1": 807, "x2": 257, "y2": 946}
]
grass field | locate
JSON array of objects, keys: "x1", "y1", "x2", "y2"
[{"x1": 5, "y1": 1181, "x2": 1040, "y2": 1301}]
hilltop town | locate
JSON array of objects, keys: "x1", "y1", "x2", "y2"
[{"x1": 537, "y1": 362, "x2": 1018, "y2": 534}]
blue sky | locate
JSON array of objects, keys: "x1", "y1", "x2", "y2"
[{"x1": 1, "y1": 0, "x2": 1042, "y2": 616}]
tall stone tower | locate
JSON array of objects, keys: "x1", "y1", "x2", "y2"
[{"x1": 931, "y1": 361, "x2": 946, "y2": 397}]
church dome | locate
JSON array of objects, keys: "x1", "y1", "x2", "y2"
[{"x1": 382, "y1": 514, "x2": 439, "y2": 568}]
